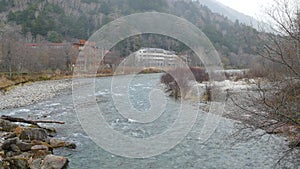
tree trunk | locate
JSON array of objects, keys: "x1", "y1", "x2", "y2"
[{"x1": 1, "y1": 115, "x2": 65, "y2": 125}]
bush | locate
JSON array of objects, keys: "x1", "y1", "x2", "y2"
[
  {"x1": 190, "y1": 67, "x2": 209, "y2": 82},
  {"x1": 161, "y1": 67, "x2": 209, "y2": 98}
]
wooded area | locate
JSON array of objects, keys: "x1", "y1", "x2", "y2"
[{"x1": 0, "y1": 0, "x2": 262, "y2": 72}]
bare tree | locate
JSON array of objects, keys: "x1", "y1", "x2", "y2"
[
  {"x1": 0, "y1": 38, "x2": 14, "y2": 78},
  {"x1": 63, "y1": 44, "x2": 78, "y2": 73},
  {"x1": 227, "y1": 0, "x2": 300, "y2": 166},
  {"x1": 255, "y1": 0, "x2": 300, "y2": 130},
  {"x1": 260, "y1": 0, "x2": 300, "y2": 77},
  {"x1": 0, "y1": 32, "x2": 26, "y2": 78}
]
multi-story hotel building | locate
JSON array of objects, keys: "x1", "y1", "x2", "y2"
[{"x1": 133, "y1": 48, "x2": 181, "y2": 67}]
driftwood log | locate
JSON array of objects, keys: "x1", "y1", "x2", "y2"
[{"x1": 1, "y1": 115, "x2": 65, "y2": 125}]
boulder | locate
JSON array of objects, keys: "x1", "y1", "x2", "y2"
[
  {"x1": 10, "y1": 144, "x2": 21, "y2": 153},
  {"x1": 14, "y1": 152, "x2": 31, "y2": 159},
  {"x1": 1, "y1": 137, "x2": 19, "y2": 151},
  {"x1": 19, "y1": 128, "x2": 48, "y2": 141},
  {"x1": 0, "y1": 160, "x2": 9, "y2": 169},
  {"x1": 50, "y1": 138, "x2": 76, "y2": 149},
  {"x1": 4, "y1": 132, "x2": 17, "y2": 139},
  {"x1": 31, "y1": 140, "x2": 53, "y2": 151},
  {"x1": 16, "y1": 141, "x2": 34, "y2": 151},
  {"x1": 0, "y1": 151, "x2": 5, "y2": 158},
  {"x1": 28, "y1": 158, "x2": 42, "y2": 169},
  {"x1": 31, "y1": 145, "x2": 49, "y2": 153},
  {"x1": 31, "y1": 145, "x2": 51, "y2": 158},
  {"x1": 34, "y1": 150, "x2": 51, "y2": 159},
  {"x1": 0, "y1": 131, "x2": 15, "y2": 140},
  {"x1": 0, "y1": 119, "x2": 19, "y2": 132},
  {"x1": 41, "y1": 155, "x2": 68, "y2": 169},
  {"x1": 7, "y1": 156, "x2": 29, "y2": 169}
]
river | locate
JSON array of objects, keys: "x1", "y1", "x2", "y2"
[{"x1": 0, "y1": 73, "x2": 295, "y2": 169}]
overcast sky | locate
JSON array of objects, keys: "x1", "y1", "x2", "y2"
[{"x1": 215, "y1": 0, "x2": 274, "y2": 19}]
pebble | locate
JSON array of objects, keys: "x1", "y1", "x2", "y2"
[{"x1": 0, "y1": 79, "x2": 72, "y2": 110}]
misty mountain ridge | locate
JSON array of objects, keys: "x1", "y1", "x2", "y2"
[{"x1": 194, "y1": 0, "x2": 260, "y2": 27}]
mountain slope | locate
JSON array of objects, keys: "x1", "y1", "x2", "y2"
[
  {"x1": 195, "y1": 0, "x2": 259, "y2": 27},
  {"x1": 0, "y1": 0, "x2": 262, "y2": 68}
]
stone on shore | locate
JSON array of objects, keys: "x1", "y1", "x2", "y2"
[
  {"x1": 31, "y1": 145, "x2": 49, "y2": 153},
  {"x1": 0, "y1": 119, "x2": 19, "y2": 132},
  {"x1": 31, "y1": 144, "x2": 51, "y2": 159},
  {"x1": 0, "y1": 79, "x2": 71, "y2": 110},
  {"x1": 19, "y1": 128, "x2": 48, "y2": 141},
  {"x1": 41, "y1": 155, "x2": 68, "y2": 169},
  {"x1": 50, "y1": 138, "x2": 76, "y2": 149},
  {"x1": 7, "y1": 156, "x2": 29, "y2": 169},
  {"x1": 28, "y1": 158, "x2": 43, "y2": 169},
  {"x1": 1, "y1": 137, "x2": 19, "y2": 151},
  {"x1": 0, "y1": 112, "x2": 75, "y2": 168},
  {"x1": 16, "y1": 141, "x2": 34, "y2": 151}
]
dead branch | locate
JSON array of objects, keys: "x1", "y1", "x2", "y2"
[{"x1": 1, "y1": 115, "x2": 65, "y2": 125}]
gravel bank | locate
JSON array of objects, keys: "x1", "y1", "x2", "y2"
[{"x1": 0, "y1": 79, "x2": 72, "y2": 110}]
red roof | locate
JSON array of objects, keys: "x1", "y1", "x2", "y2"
[{"x1": 25, "y1": 43, "x2": 67, "y2": 47}]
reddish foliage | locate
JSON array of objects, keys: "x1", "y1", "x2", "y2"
[{"x1": 161, "y1": 67, "x2": 209, "y2": 98}]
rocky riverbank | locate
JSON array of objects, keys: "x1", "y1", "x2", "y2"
[
  {"x1": 0, "y1": 79, "x2": 72, "y2": 110},
  {"x1": 0, "y1": 79, "x2": 79, "y2": 168},
  {"x1": 0, "y1": 118, "x2": 76, "y2": 169},
  {"x1": 162, "y1": 75, "x2": 300, "y2": 148}
]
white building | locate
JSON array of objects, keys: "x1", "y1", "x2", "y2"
[{"x1": 133, "y1": 48, "x2": 181, "y2": 67}]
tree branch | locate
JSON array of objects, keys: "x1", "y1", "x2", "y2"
[{"x1": 1, "y1": 115, "x2": 65, "y2": 125}]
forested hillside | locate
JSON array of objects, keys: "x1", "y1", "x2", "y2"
[{"x1": 0, "y1": 0, "x2": 263, "y2": 68}]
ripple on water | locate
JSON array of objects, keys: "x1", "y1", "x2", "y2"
[
  {"x1": 46, "y1": 103, "x2": 61, "y2": 107},
  {"x1": 2, "y1": 74, "x2": 298, "y2": 169},
  {"x1": 112, "y1": 93, "x2": 123, "y2": 96},
  {"x1": 133, "y1": 83, "x2": 143, "y2": 87},
  {"x1": 95, "y1": 90, "x2": 110, "y2": 96},
  {"x1": 7, "y1": 108, "x2": 31, "y2": 116}
]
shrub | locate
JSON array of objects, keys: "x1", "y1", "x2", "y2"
[
  {"x1": 190, "y1": 67, "x2": 209, "y2": 82},
  {"x1": 161, "y1": 67, "x2": 209, "y2": 98}
]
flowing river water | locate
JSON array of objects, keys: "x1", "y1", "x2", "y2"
[{"x1": 0, "y1": 73, "x2": 295, "y2": 169}]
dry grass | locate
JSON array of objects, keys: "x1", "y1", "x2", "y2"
[{"x1": 0, "y1": 76, "x2": 14, "y2": 90}]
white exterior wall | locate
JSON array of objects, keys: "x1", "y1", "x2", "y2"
[{"x1": 134, "y1": 48, "x2": 180, "y2": 67}]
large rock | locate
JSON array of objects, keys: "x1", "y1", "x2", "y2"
[
  {"x1": 0, "y1": 119, "x2": 19, "y2": 132},
  {"x1": 41, "y1": 155, "x2": 68, "y2": 169},
  {"x1": 28, "y1": 158, "x2": 42, "y2": 169},
  {"x1": 10, "y1": 144, "x2": 21, "y2": 153},
  {"x1": 31, "y1": 145, "x2": 51, "y2": 158},
  {"x1": 1, "y1": 137, "x2": 19, "y2": 151},
  {"x1": 50, "y1": 138, "x2": 76, "y2": 149},
  {"x1": 31, "y1": 145, "x2": 49, "y2": 152},
  {"x1": 14, "y1": 152, "x2": 31, "y2": 159},
  {"x1": 31, "y1": 140, "x2": 53, "y2": 151},
  {"x1": 0, "y1": 160, "x2": 9, "y2": 169},
  {"x1": 0, "y1": 131, "x2": 16, "y2": 140},
  {"x1": 19, "y1": 128, "x2": 48, "y2": 141},
  {"x1": 7, "y1": 156, "x2": 29, "y2": 169},
  {"x1": 0, "y1": 151, "x2": 5, "y2": 158},
  {"x1": 16, "y1": 141, "x2": 34, "y2": 151}
]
